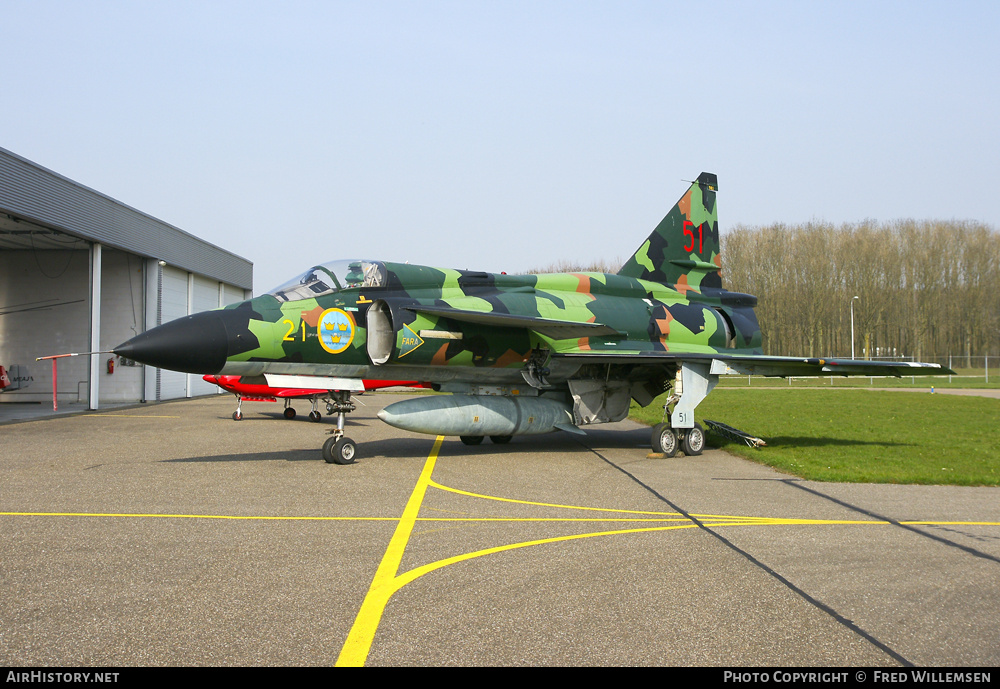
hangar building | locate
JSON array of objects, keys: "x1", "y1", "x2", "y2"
[{"x1": 0, "y1": 146, "x2": 253, "y2": 410}]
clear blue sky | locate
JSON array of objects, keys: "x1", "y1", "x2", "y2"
[{"x1": 3, "y1": 0, "x2": 997, "y2": 294}]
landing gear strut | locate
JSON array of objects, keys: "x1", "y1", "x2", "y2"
[
  {"x1": 650, "y1": 363, "x2": 717, "y2": 456},
  {"x1": 322, "y1": 391, "x2": 358, "y2": 464}
]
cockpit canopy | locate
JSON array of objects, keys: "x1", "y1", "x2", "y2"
[{"x1": 268, "y1": 260, "x2": 386, "y2": 302}]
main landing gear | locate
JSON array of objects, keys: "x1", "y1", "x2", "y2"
[
  {"x1": 322, "y1": 391, "x2": 358, "y2": 465},
  {"x1": 650, "y1": 422, "x2": 705, "y2": 457},
  {"x1": 650, "y1": 362, "x2": 717, "y2": 457}
]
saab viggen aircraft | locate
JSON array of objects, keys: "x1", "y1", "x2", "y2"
[{"x1": 115, "y1": 173, "x2": 950, "y2": 464}]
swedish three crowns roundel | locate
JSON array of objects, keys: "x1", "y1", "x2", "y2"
[{"x1": 318, "y1": 308, "x2": 356, "y2": 354}]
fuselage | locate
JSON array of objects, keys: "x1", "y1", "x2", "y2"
[
  {"x1": 133, "y1": 259, "x2": 761, "y2": 385},
  {"x1": 114, "y1": 259, "x2": 762, "y2": 386}
]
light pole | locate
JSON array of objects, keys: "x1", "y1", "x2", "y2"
[{"x1": 850, "y1": 296, "x2": 859, "y2": 359}]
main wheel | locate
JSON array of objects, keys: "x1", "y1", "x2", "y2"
[
  {"x1": 284, "y1": 407, "x2": 296, "y2": 420},
  {"x1": 460, "y1": 435, "x2": 484, "y2": 445},
  {"x1": 651, "y1": 423, "x2": 677, "y2": 457},
  {"x1": 681, "y1": 423, "x2": 705, "y2": 456},
  {"x1": 309, "y1": 410, "x2": 322, "y2": 422},
  {"x1": 489, "y1": 435, "x2": 512, "y2": 444},
  {"x1": 323, "y1": 436, "x2": 358, "y2": 465}
]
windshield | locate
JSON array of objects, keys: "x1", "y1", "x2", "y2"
[{"x1": 268, "y1": 260, "x2": 386, "y2": 302}]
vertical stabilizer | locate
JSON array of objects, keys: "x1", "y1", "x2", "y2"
[{"x1": 617, "y1": 172, "x2": 722, "y2": 291}]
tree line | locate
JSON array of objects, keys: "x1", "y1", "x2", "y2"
[
  {"x1": 722, "y1": 220, "x2": 1000, "y2": 361},
  {"x1": 531, "y1": 219, "x2": 1000, "y2": 361}
]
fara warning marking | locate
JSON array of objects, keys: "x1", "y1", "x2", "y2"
[{"x1": 398, "y1": 323, "x2": 425, "y2": 358}]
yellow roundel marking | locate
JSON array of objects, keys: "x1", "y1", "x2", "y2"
[{"x1": 318, "y1": 308, "x2": 356, "y2": 354}]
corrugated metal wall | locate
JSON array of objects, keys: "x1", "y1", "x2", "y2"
[
  {"x1": 1, "y1": 147, "x2": 255, "y2": 407},
  {"x1": 0, "y1": 146, "x2": 252, "y2": 289}
]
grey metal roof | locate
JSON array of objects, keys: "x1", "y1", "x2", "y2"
[{"x1": 0, "y1": 146, "x2": 252, "y2": 289}]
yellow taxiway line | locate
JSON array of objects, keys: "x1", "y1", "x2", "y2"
[{"x1": 4, "y1": 435, "x2": 999, "y2": 667}]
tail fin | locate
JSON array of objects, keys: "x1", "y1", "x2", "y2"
[{"x1": 617, "y1": 172, "x2": 722, "y2": 291}]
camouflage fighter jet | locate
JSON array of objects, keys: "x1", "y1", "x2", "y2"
[{"x1": 114, "y1": 173, "x2": 951, "y2": 464}]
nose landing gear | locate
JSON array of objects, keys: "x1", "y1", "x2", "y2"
[{"x1": 322, "y1": 391, "x2": 358, "y2": 464}]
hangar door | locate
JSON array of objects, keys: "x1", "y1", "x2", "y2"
[
  {"x1": 156, "y1": 265, "x2": 188, "y2": 400},
  {"x1": 186, "y1": 275, "x2": 223, "y2": 397},
  {"x1": 146, "y1": 264, "x2": 248, "y2": 401}
]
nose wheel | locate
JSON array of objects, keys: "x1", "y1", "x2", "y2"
[
  {"x1": 322, "y1": 391, "x2": 358, "y2": 464},
  {"x1": 323, "y1": 435, "x2": 358, "y2": 464}
]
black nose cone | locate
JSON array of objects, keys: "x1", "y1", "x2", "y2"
[{"x1": 114, "y1": 310, "x2": 257, "y2": 374}]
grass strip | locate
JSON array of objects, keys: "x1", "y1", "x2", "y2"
[{"x1": 630, "y1": 388, "x2": 1000, "y2": 485}]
